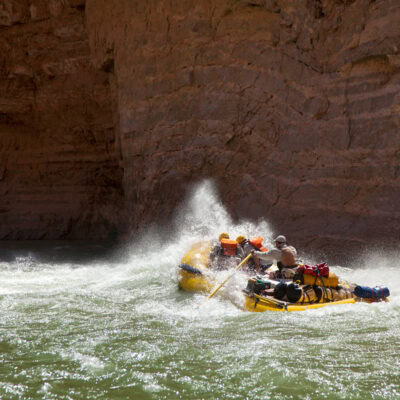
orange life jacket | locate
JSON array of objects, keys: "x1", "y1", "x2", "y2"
[
  {"x1": 249, "y1": 236, "x2": 267, "y2": 252},
  {"x1": 220, "y1": 238, "x2": 238, "y2": 256}
]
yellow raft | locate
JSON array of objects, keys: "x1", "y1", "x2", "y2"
[
  {"x1": 178, "y1": 241, "x2": 214, "y2": 293},
  {"x1": 179, "y1": 242, "x2": 390, "y2": 312},
  {"x1": 243, "y1": 293, "x2": 356, "y2": 312},
  {"x1": 178, "y1": 240, "x2": 250, "y2": 293},
  {"x1": 243, "y1": 277, "x2": 390, "y2": 312}
]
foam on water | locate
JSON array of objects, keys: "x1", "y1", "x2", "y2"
[
  {"x1": 1, "y1": 179, "x2": 398, "y2": 316},
  {"x1": 0, "y1": 179, "x2": 399, "y2": 399}
]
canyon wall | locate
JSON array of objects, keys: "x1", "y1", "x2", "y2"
[
  {"x1": 0, "y1": 0, "x2": 124, "y2": 239},
  {"x1": 85, "y1": 0, "x2": 400, "y2": 257},
  {"x1": 1, "y1": 0, "x2": 399, "y2": 258}
]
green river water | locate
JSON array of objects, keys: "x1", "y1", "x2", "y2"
[{"x1": 1, "y1": 182, "x2": 399, "y2": 400}]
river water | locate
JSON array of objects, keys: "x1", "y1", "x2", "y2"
[{"x1": 1, "y1": 181, "x2": 399, "y2": 400}]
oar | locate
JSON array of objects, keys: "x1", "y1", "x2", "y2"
[
  {"x1": 205, "y1": 253, "x2": 253, "y2": 301},
  {"x1": 254, "y1": 293, "x2": 286, "y2": 309}
]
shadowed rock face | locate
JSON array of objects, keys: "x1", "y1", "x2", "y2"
[
  {"x1": 0, "y1": 0, "x2": 124, "y2": 239},
  {"x1": 1, "y1": 0, "x2": 400, "y2": 258}
]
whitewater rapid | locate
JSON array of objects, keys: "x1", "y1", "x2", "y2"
[{"x1": 0, "y1": 180, "x2": 399, "y2": 400}]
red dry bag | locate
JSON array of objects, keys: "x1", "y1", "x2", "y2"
[{"x1": 297, "y1": 263, "x2": 329, "y2": 277}]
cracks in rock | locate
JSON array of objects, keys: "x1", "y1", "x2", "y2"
[
  {"x1": 343, "y1": 186, "x2": 361, "y2": 207},
  {"x1": 266, "y1": 116, "x2": 280, "y2": 147},
  {"x1": 296, "y1": 56, "x2": 322, "y2": 74},
  {"x1": 208, "y1": 2, "x2": 224, "y2": 40},
  {"x1": 283, "y1": 184, "x2": 301, "y2": 201},
  {"x1": 229, "y1": 74, "x2": 263, "y2": 141},
  {"x1": 164, "y1": 15, "x2": 173, "y2": 56},
  {"x1": 166, "y1": 15, "x2": 171, "y2": 34},
  {"x1": 227, "y1": 105, "x2": 259, "y2": 147},
  {"x1": 209, "y1": 2, "x2": 217, "y2": 20},
  {"x1": 267, "y1": 182, "x2": 301, "y2": 211},
  {"x1": 191, "y1": 53, "x2": 199, "y2": 86},
  {"x1": 101, "y1": 54, "x2": 114, "y2": 73},
  {"x1": 269, "y1": 193, "x2": 280, "y2": 208},
  {"x1": 280, "y1": 49, "x2": 323, "y2": 75},
  {"x1": 353, "y1": 5, "x2": 369, "y2": 56},
  {"x1": 223, "y1": 77, "x2": 265, "y2": 169},
  {"x1": 312, "y1": 0, "x2": 326, "y2": 19},
  {"x1": 344, "y1": 63, "x2": 354, "y2": 150}
]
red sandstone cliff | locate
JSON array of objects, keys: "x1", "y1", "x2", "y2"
[
  {"x1": 0, "y1": 0, "x2": 124, "y2": 239},
  {"x1": 1, "y1": 0, "x2": 399, "y2": 257}
]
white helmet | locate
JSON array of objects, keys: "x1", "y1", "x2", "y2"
[{"x1": 274, "y1": 235, "x2": 287, "y2": 244}]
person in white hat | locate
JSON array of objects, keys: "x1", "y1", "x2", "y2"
[{"x1": 252, "y1": 235, "x2": 298, "y2": 278}]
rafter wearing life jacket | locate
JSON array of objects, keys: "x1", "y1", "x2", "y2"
[
  {"x1": 220, "y1": 238, "x2": 239, "y2": 256},
  {"x1": 249, "y1": 236, "x2": 267, "y2": 252}
]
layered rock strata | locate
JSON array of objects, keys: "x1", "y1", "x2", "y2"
[
  {"x1": 0, "y1": 0, "x2": 124, "y2": 239},
  {"x1": 86, "y1": 0, "x2": 400, "y2": 257},
  {"x1": 1, "y1": 0, "x2": 399, "y2": 259}
]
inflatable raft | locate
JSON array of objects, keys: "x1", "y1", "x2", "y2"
[
  {"x1": 243, "y1": 276, "x2": 390, "y2": 312},
  {"x1": 178, "y1": 241, "x2": 214, "y2": 293},
  {"x1": 178, "y1": 237, "x2": 269, "y2": 293},
  {"x1": 178, "y1": 242, "x2": 390, "y2": 312}
]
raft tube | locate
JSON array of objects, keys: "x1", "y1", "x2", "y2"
[
  {"x1": 243, "y1": 278, "x2": 390, "y2": 312},
  {"x1": 178, "y1": 241, "x2": 214, "y2": 293},
  {"x1": 243, "y1": 292, "x2": 356, "y2": 312}
]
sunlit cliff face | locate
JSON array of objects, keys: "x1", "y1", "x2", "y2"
[{"x1": 1, "y1": 0, "x2": 400, "y2": 257}]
